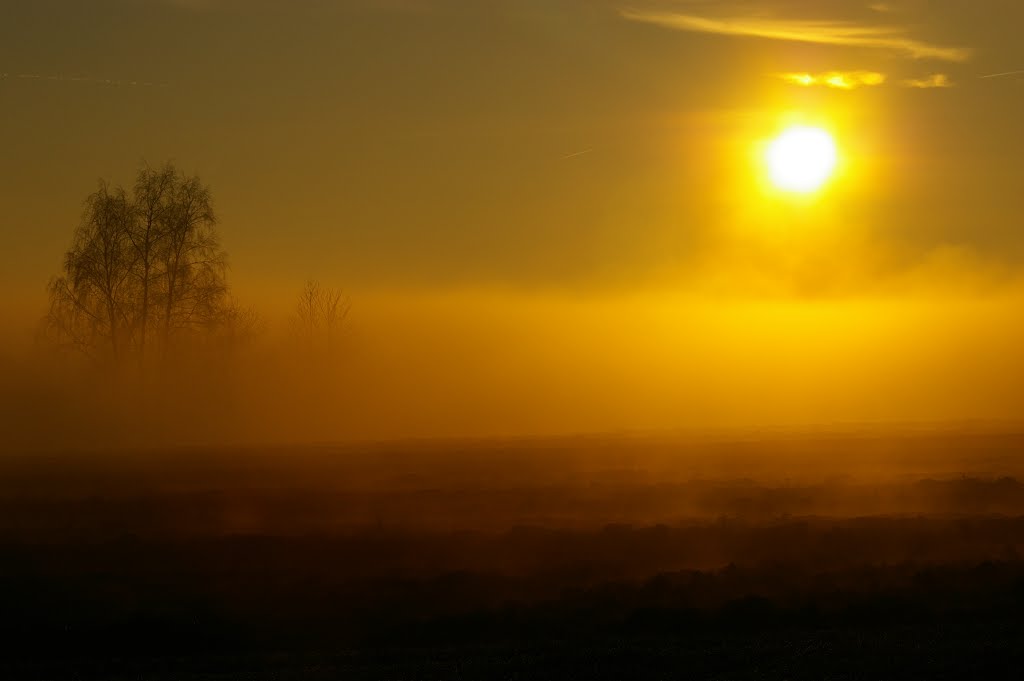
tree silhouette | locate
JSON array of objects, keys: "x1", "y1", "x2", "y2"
[
  {"x1": 42, "y1": 163, "x2": 238, "y2": 367},
  {"x1": 291, "y1": 280, "x2": 350, "y2": 357},
  {"x1": 130, "y1": 164, "x2": 176, "y2": 364}
]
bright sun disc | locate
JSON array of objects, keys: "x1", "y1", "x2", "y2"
[{"x1": 766, "y1": 126, "x2": 837, "y2": 193}]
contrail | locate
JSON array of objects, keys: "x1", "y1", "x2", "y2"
[
  {"x1": 979, "y1": 69, "x2": 1024, "y2": 79},
  {"x1": 560, "y1": 149, "x2": 594, "y2": 160},
  {"x1": 1, "y1": 72, "x2": 163, "y2": 87}
]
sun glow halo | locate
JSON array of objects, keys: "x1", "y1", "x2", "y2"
[{"x1": 766, "y1": 126, "x2": 838, "y2": 193}]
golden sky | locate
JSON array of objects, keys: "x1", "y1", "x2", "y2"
[{"x1": 4, "y1": 0, "x2": 1024, "y2": 438}]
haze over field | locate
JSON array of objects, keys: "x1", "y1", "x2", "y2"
[{"x1": 7, "y1": 3, "x2": 1024, "y2": 678}]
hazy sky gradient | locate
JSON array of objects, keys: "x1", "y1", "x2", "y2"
[{"x1": 5, "y1": 0, "x2": 1024, "y2": 438}]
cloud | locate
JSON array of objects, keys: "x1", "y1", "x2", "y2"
[
  {"x1": 776, "y1": 70, "x2": 953, "y2": 89},
  {"x1": 903, "y1": 73, "x2": 951, "y2": 88},
  {"x1": 778, "y1": 70, "x2": 886, "y2": 89},
  {"x1": 620, "y1": 8, "x2": 971, "y2": 62}
]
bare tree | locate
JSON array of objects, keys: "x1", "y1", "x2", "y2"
[
  {"x1": 42, "y1": 163, "x2": 236, "y2": 368},
  {"x1": 212, "y1": 299, "x2": 264, "y2": 352},
  {"x1": 156, "y1": 171, "x2": 226, "y2": 354},
  {"x1": 129, "y1": 163, "x2": 176, "y2": 364},
  {"x1": 291, "y1": 280, "x2": 350, "y2": 356},
  {"x1": 45, "y1": 181, "x2": 137, "y2": 363}
]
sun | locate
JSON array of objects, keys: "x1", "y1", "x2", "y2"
[{"x1": 765, "y1": 126, "x2": 838, "y2": 193}]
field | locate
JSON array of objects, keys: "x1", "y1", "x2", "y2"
[{"x1": 3, "y1": 427, "x2": 1024, "y2": 678}]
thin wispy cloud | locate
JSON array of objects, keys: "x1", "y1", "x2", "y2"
[
  {"x1": 777, "y1": 70, "x2": 886, "y2": 89},
  {"x1": 777, "y1": 70, "x2": 954, "y2": 90},
  {"x1": 903, "y1": 73, "x2": 951, "y2": 89},
  {"x1": 620, "y1": 8, "x2": 971, "y2": 62}
]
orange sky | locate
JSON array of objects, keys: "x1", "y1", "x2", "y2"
[{"x1": 4, "y1": 0, "x2": 1024, "y2": 440}]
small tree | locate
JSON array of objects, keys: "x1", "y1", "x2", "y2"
[
  {"x1": 291, "y1": 280, "x2": 350, "y2": 356},
  {"x1": 213, "y1": 299, "x2": 264, "y2": 352}
]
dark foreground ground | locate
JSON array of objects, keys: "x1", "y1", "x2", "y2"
[{"x1": 3, "y1": 427, "x2": 1024, "y2": 679}]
